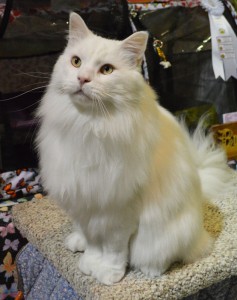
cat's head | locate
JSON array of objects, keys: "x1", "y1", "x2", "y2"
[{"x1": 52, "y1": 13, "x2": 148, "y2": 112}]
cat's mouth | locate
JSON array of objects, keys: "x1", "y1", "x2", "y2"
[
  {"x1": 74, "y1": 89, "x2": 84, "y2": 96},
  {"x1": 72, "y1": 89, "x2": 92, "y2": 104}
]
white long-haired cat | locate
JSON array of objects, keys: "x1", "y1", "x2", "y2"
[{"x1": 36, "y1": 13, "x2": 231, "y2": 285}]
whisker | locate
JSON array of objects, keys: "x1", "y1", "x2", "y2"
[
  {"x1": 22, "y1": 71, "x2": 50, "y2": 75},
  {"x1": 97, "y1": 99, "x2": 104, "y2": 118},
  {"x1": 92, "y1": 92, "x2": 104, "y2": 118},
  {"x1": 24, "y1": 117, "x2": 39, "y2": 146},
  {"x1": 29, "y1": 117, "x2": 41, "y2": 149},
  {"x1": 12, "y1": 81, "x2": 50, "y2": 91},
  {"x1": 9, "y1": 99, "x2": 41, "y2": 113},
  {"x1": 94, "y1": 97, "x2": 100, "y2": 116},
  {"x1": 100, "y1": 100, "x2": 111, "y2": 120},
  {"x1": 89, "y1": 88, "x2": 112, "y2": 120},
  {"x1": 0, "y1": 83, "x2": 56, "y2": 102},
  {"x1": 90, "y1": 92, "x2": 97, "y2": 114},
  {"x1": 100, "y1": 90, "x2": 113, "y2": 98},
  {"x1": 91, "y1": 89, "x2": 101, "y2": 116},
  {"x1": 92, "y1": 98, "x2": 96, "y2": 115},
  {"x1": 16, "y1": 71, "x2": 51, "y2": 79},
  {"x1": 98, "y1": 98, "x2": 110, "y2": 120}
]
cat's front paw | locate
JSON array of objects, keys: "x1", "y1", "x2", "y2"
[
  {"x1": 78, "y1": 250, "x2": 126, "y2": 285},
  {"x1": 64, "y1": 231, "x2": 87, "y2": 253},
  {"x1": 95, "y1": 265, "x2": 126, "y2": 285},
  {"x1": 78, "y1": 249, "x2": 101, "y2": 276}
]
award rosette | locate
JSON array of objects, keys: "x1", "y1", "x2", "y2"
[{"x1": 201, "y1": 0, "x2": 237, "y2": 80}]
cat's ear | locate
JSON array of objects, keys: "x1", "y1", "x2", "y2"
[
  {"x1": 121, "y1": 31, "x2": 148, "y2": 67},
  {"x1": 68, "y1": 12, "x2": 92, "y2": 43}
]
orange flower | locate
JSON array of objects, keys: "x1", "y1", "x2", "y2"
[
  {"x1": 3, "y1": 183, "x2": 17, "y2": 198},
  {"x1": 0, "y1": 252, "x2": 16, "y2": 279}
]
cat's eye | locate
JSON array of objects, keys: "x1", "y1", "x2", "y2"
[
  {"x1": 71, "y1": 56, "x2": 81, "y2": 68},
  {"x1": 100, "y1": 64, "x2": 114, "y2": 75}
]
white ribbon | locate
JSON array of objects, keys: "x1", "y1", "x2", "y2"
[{"x1": 201, "y1": 0, "x2": 237, "y2": 81}]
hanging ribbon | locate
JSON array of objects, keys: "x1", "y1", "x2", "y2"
[{"x1": 201, "y1": 0, "x2": 237, "y2": 81}]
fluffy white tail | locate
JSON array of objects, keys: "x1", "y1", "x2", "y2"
[{"x1": 191, "y1": 121, "x2": 233, "y2": 200}]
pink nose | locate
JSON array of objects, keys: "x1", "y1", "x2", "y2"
[{"x1": 78, "y1": 76, "x2": 91, "y2": 85}]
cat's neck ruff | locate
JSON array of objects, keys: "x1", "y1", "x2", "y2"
[{"x1": 42, "y1": 76, "x2": 158, "y2": 142}]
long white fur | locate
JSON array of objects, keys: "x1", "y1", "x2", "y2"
[{"x1": 36, "y1": 13, "x2": 231, "y2": 285}]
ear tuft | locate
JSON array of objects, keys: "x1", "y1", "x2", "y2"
[
  {"x1": 121, "y1": 31, "x2": 149, "y2": 65},
  {"x1": 69, "y1": 12, "x2": 91, "y2": 42}
]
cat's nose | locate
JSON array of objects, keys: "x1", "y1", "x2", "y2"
[{"x1": 78, "y1": 76, "x2": 91, "y2": 85}]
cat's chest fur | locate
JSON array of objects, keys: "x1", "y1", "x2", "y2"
[{"x1": 41, "y1": 113, "x2": 150, "y2": 211}]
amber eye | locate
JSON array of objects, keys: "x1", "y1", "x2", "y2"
[
  {"x1": 100, "y1": 64, "x2": 114, "y2": 75},
  {"x1": 71, "y1": 56, "x2": 81, "y2": 68}
]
